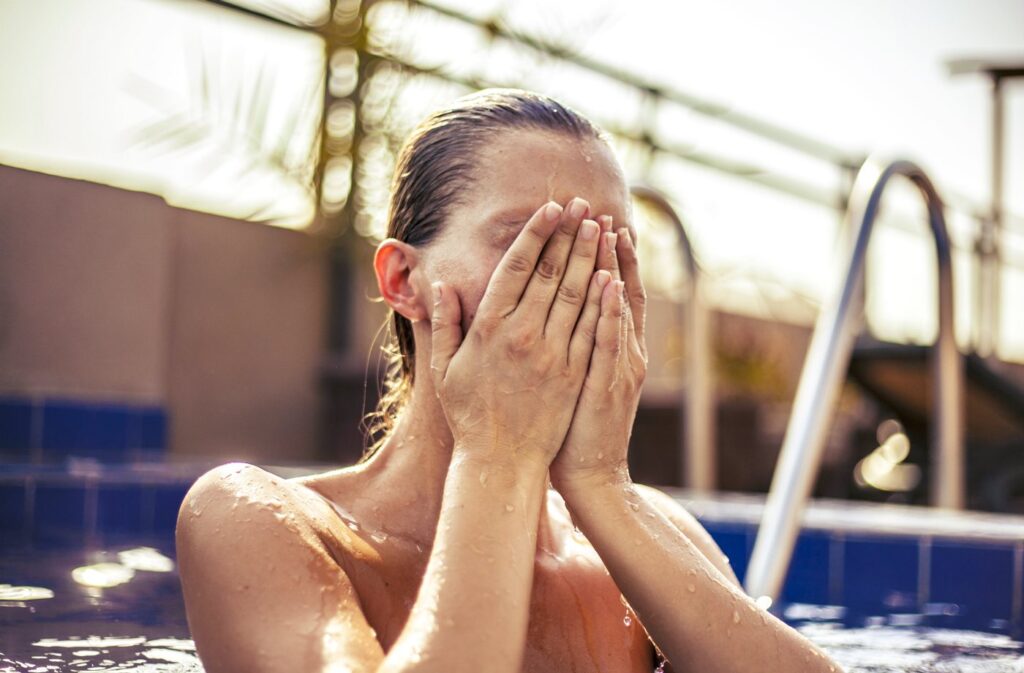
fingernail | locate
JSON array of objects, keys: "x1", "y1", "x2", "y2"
[
  {"x1": 431, "y1": 282, "x2": 442, "y2": 304},
  {"x1": 568, "y1": 198, "x2": 589, "y2": 220},
  {"x1": 580, "y1": 219, "x2": 598, "y2": 240},
  {"x1": 600, "y1": 215, "x2": 614, "y2": 232},
  {"x1": 604, "y1": 232, "x2": 618, "y2": 251},
  {"x1": 544, "y1": 202, "x2": 563, "y2": 222},
  {"x1": 617, "y1": 227, "x2": 630, "y2": 246},
  {"x1": 596, "y1": 270, "x2": 611, "y2": 287}
]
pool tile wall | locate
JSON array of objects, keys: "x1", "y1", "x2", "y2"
[
  {"x1": 695, "y1": 513, "x2": 1024, "y2": 635},
  {"x1": 1, "y1": 468, "x2": 1022, "y2": 637},
  {"x1": 0, "y1": 396, "x2": 166, "y2": 462},
  {"x1": 0, "y1": 467, "x2": 195, "y2": 546}
]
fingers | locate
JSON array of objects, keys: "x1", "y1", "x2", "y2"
[
  {"x1": 597, "y1": 228, "x2": 621, "y2": 281},
  {"x1": 569, "y1": 269, "x2": 611, "y2": 368},
  {"x1": 615, "y1": 226, "x2": 648, "y2": 358},
  {"x1": 546, "y1": 218, "x2": 601, "y2": 342},
  {"x1": 514, "y1": 197, "x2": 591, "y2": 324},
  {"x1": 477, "y1": 201, "x2": 565, "y2": 320},
  {"x1": 587, "y1": 279, "x2": 625, "y2": 387},
  {"x1": 429, "y1": 281, "x2": 463, "y2": 387}
]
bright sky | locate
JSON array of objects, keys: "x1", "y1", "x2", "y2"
[{"x1": 0, "y1": 0, "x2": 1022, "y2": 359}]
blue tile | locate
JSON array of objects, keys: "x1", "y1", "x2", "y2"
[
  {"x1": 843, "y1": 535, "x2": 920, "y2": 613},
  {"x1": 705, "y1": 523, "x2": 753, "y2": 584},
  {"x1": 930, "y1": 541, "x2": 1014, "y2": 628},
  {"x1": 33, "y1": 484, "x2": 87, "y2": 544},
  {"x1": 0, "y1": 481, "x2": 27, "y2": 534},
  {"x1": 41, "y1": 400, "x2": 130, "y2": 459},
  {"x1": 781, "y1": 531, "x2": 831, "y2": 605},
  {"x1": 139, "y1": 409, "x2": 167, "y2": 451},
  {"x1": 97, "y1": 485, "x2": 145, "y2": 536},
  {"x1": 152, "y1": 483, "x2": 190, "y2": 535},
  {"x1": 0, "y1": 397, "x2": 33, "y2": 457}
]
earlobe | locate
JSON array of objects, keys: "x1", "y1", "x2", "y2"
[{"x1": 374, "y1": 239, "x2": 430, "y2": 322}]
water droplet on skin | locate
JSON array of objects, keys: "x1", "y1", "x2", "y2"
[
  {"x1": 415, "y1": 543, "x2": 423, "y2": 553},
  {"x1": 687, "y1": 583, "x2": 696, "y2": 593},
  {"x1": 629, "y1": 502, "x2": 640, "y2": 511},
  {"x1": 505, "y1": 504, "x2": 515, "y2": 512},
  {"x1": 578, "y1": 455, "x2": 585, "y2": 463},
  {"x1": 732, "y1": 610, "x2": 740, "y2": 624},
  {"x1": 479, "y1": 472, "x2": 488, "y2": 486},
  {"x1": 596, "y1": 452, "x2": 604, "y2": 460},
  {"x1": 623, "y1": 613, "x2": 632, "y2": 627}
]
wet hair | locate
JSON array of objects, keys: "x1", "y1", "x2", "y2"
[{"x1": 361, "y1": 88, "x2": 607, "y2": 461}]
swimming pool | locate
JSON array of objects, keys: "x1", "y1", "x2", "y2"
[{"x1": 3, "y1": 461, "x2": 1023, "y2": 672}]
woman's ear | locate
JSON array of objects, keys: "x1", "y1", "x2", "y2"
[{"x1": 374, "y1": 238, "x2": 430, "y2": 322}]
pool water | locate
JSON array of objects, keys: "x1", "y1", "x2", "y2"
[{"x1": 2, "y1": 544, "x2": 1023, "y2": 673}]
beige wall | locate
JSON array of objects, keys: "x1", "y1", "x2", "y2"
[
  {"x1": 0, "y1": 166, "x2": 171, "y2": 402},
  {"x1": 0, "y1": 165, "x2": 328, "y2": 461}
]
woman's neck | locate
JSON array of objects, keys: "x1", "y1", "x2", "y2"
[{"x1": 334, "y1": 384, "x2": 458, "y2": 546}]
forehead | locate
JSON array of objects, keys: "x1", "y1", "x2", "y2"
[{"x1": 453, "y1": 129, "x2": 630, "y2": 234}]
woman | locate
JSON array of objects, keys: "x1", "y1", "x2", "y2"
[{"x1": 176, "y1": 88, "x2": 842, "y2": 673}]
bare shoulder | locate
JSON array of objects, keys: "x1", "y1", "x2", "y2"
[
  {"x1": 633, "y1": 483, "x2": 711, "y2": 534},
  {"x1": 634, "y1": 483, "x2": 742, "y2": 587},
  {"x1": 175, "y1": 463, "x2": 383, "y2": 673}
]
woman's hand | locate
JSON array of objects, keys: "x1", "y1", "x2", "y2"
[
  {"x1": 429, "y1": 198, "x2": 612, "y2": 473},
  {"x1": 550, "y1": 219, "x2": 648, "y2": 490}
]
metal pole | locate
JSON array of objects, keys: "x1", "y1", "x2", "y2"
[
  {"x1": 630, "y1": 185, "x2": 715, "y2": 492},
  {"x1": 986, "y1": 76, "x2": 1005, "y2": 356},
  {"x1": 744, "y1": 157, "x2": 963, "y2": 603}
]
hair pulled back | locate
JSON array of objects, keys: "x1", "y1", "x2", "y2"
[{"x1": 362, "y1": 88, "x2": 605, "y2": 461}]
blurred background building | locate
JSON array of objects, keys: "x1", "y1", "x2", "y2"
[{"x1": 1, "y1": 0, "x2": 1022, "y2": 510}]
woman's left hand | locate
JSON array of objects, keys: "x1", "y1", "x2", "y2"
[{"x1": 550, "y1": 218, "x2": 648, "y2": 491}]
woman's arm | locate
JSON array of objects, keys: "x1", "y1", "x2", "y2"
[
  {"x1": 403, "y1": 197, "x2": 610, "y2": 672},
  {"x1": 558, "y1": 475, "x2": 840, "y2": 673},
  {"x1": 550, "y1": 222, "x2": 843, "y2": 672}
]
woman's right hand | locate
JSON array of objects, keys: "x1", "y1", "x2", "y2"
[{"x1": 429, "y1": 197, "x2": 612, "y2": 472}]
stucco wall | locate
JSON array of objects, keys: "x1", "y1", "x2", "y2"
[{"x1": 0, "y1": 165, "x2": 328, "y2": 462}]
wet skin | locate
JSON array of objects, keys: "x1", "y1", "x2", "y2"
[{"x1": 176, "y1": 129, "x2": 745, "y2": 673}]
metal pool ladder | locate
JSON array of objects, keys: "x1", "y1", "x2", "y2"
[
  {"x1": 744, "y1": 157, "x2": 965, "y2": 604},
  {"x1": 630, "y1": 185, "x2": 716, "y2": 492}
]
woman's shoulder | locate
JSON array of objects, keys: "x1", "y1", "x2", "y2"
[
  {"x1": 633, "y1": 483, "x2": 741, "y2": 587},
  {"x1": 178, "y1": 463, "x2": 286, "y2": 523},
  {"x1": 632, "y1": 483, "x2": 714, "y2": 542},
  {"x1": 176, "y1": 462, "x2": 371, "y2": 566},
  {"x1": 175, "y1": 463, "x2": 338, "y2": 551},
  {"x1": 174, "y1": 463, "x2": 384, "y2": 671}
]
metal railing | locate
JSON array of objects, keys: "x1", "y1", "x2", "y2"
[
  {"x1": 630, "y1": 185, "x2": 715, "y2": 492},
  {"x1": 743, "y1": 156, "x2": 965, "y2": 603}
]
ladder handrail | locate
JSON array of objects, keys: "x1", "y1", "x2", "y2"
[
  {"x1": 743, "y1": 157, "x2": 964, "y2": 604},
  {"x1": 630, "y1": 185, "x2": 716, "y2": 492}
]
